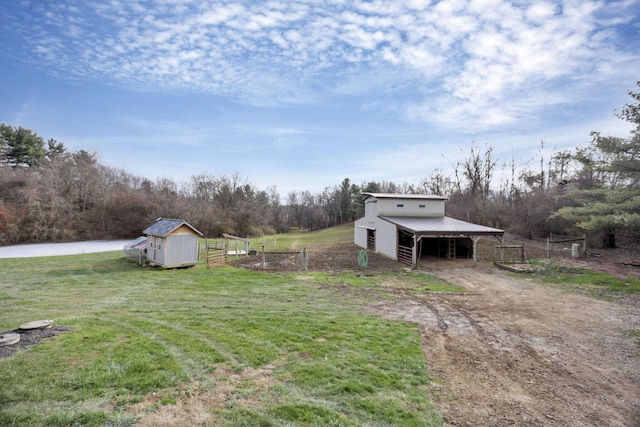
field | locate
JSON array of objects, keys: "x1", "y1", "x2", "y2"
[
  {"x1": 1, "y1": 224, "x2": 639, "y2": 426},
  {"x1": 0, "y1": 225, "x2": 444, "y2": 426}
]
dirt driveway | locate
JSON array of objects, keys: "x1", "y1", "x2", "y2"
[{"x1": 372, "y1": 265, "x2": 640, "y2": 426}]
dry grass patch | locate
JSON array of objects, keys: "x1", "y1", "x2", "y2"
[{"x1": 129, "y1": 364, "x2": 281, "y2": 426}]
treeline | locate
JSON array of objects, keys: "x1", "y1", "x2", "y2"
[{"x1": 1, "y1": 82, "x2": 639, "y2": 247}]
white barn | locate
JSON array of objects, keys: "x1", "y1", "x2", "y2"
[{"x1": 354, "y1": 193, "x2": 504, "y2": 267}]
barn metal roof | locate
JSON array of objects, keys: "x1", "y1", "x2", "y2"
[
  {"x1": 143, "y1": 218, "x2": 203, "y2": 237},
  {"x1": 380, "y1": 216, "x2": 504, "y2": 236},
  {"x1": 362, "y1": 193, "x2": 447, "y2": 201}
]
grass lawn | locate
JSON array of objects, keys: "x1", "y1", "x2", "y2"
[
  {"x1": 0, "y1": 228, "x2": 444, "y2": 426},
  {"x1": 251, "y1": 223, "x2": 357, "y2": 250},
  {"x1": 528, "y1": 261, "x2": 640, "y2": 299}
]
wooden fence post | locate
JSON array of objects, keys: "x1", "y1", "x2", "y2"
[{"x1": 547, "y1": 234, "x2": 551, "y2": 259}]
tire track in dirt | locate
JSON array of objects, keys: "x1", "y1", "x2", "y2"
[{"x1": 371, "y1": 266, "x2": 640, "y2": 426}]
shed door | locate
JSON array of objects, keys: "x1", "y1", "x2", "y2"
[
  {"x1": 153, "y1": 237, "x2": 157, "y2": 261},
  {"x1": 147, "y1": 237, "x2": 157, "y2": 262},
  {"x1": 157, "y1": 238, "x2": 164, "y2": 265}
]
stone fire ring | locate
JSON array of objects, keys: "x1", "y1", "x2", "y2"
[{"x1": 19, "y1": 320, "x2": 54, "y2": 331}]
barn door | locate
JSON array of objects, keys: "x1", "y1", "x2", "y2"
[
  {"x1": 397, "y1": 230, "x2": 414, "y2": 266},
  {"x1": 367, "y1": 229, "x2": 375, "y2": 251}
]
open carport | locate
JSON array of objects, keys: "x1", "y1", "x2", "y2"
[{"x1": 381, "y1": 216, "x2": 504, "y2": 267}]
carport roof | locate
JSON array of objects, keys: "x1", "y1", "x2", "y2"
[{"x1": 380, "y1": 216, "x2": 504, "y2": 236}]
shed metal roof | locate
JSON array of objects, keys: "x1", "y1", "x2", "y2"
[
  {"x1": 143, "y1": 218, "x2": 203, "y2": 237},
  {"x1": 380, "y1": 216, "x2": 504, "y2": 236},
  {"x1": 124, "y1": 236, "x2": 147, "y2": 250},
  {"x1": 362, "y1": 193, "x2": 447, "y2": 201}
]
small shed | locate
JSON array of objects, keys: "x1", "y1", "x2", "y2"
[
  {"x1": 123, "y1": 236, "x2": 147, "y2": 266},
  {"x1": 143, "y1": 218, "x2": 203, "y2": 269}
]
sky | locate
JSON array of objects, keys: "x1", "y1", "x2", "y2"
[{"x1": 1, "y1": 0, "x2": 639, "y2": 196}]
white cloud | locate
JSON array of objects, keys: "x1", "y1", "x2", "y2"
[
  {"x1": 4, "y1": 0, "x2": 639, "y2": 132},
  {"x1": 526, "y1": 2, "x2": 557, "y2": 22},
  {"x1": 197, "y1": 4, "x2": 244, "y2": 25}
]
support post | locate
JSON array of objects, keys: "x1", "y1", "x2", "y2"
[
  {"x1": 412, "y1": 235, "x2": 417, "y2": 269},
  {"x1": 471, "y1": 236, "x2": 481, "y2": 267}
]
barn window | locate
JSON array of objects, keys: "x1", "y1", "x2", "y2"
[
  {"x1": 397, "y1": 203, "x2": 404, "y2": 208},
  {"x1": 419, "y1": 204, "x2": 426, "y2": 208}
]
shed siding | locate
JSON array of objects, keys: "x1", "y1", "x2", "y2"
[
  {"x1": 172, "y1": 225, "x2": 198, "y2": 236},
  {"x1": 154, "y1": 236, "x2": 166, "y2": 265},
  {"x1": 163, "y1": 235, "x2": 199, "y2": 268},
  {"x1": 142, "y1": 218, "x2": 202, "y2": 268}
]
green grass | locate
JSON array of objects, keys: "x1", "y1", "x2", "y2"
[
  {"x1": 309, "y1": 270, "x2": 465, "y2": 299},
  {"x1": 252, "y1": 222, "x2": 354, "y2": 250},
  {"x1": 529, "y1": 261, "x2": 640, "y2": 299},
  {"x1": 0, "y1": 244, "x2": 444, "y2": 426}
]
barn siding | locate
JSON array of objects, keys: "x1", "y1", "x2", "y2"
[
  {"x1": 375, "y1": 219, "x2": 398, "y2": 260},
  {"x1": 376, "y1": 198, "x2": 444, "y2": 217},
  {"x1": 354, "y1": 218, "x2": 370, "y2": 248},
  {"x1": 366, "y1": 200, "x2": 376, "y2": 222}
]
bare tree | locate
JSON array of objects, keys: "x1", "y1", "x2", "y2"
[{"x1": 418, "y1": 169, "x2": 455, "y2": 196}]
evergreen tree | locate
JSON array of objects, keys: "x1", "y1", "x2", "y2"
[
  {"x1": 551, "y1": 81, "x2": 640, "y2": 247},
  {"x1": 0, "y1": 124, "x2": 46, "y2": 167}
]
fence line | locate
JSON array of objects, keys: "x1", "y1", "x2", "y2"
[
  {"x1": 397, "y1": 245, "x2": 412, "y2": 266},
  {"x1": 259, "y1": 245, "x2": 308, "y2": 271},
  {"x1": 547, "y1": 233, "x2": 586, "y2": 258}
]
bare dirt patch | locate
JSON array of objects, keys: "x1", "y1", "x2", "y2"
[
  {"x1": 0, "y1": 326, "x2": 73, "y2": 359},
  {"x1": 128, "y1": 363, "x2": 279, "y2": 426},
  {"x1": 231, "y1": 242, "x2": 405, "y2": 272},
  {"x1": 372, "y1": 266, "x2": 640, "y2": 426}
]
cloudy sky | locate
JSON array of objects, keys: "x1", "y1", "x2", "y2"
[{"x1": 1, "y1": 0, "x2": 638, "y2": 195}]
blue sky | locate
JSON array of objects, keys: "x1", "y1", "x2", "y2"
[{"x1": 1, "y1": 0, "x2": 638, "y2": 195}]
